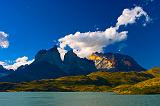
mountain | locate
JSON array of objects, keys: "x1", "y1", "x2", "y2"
[
  {"x1": 88, "y1": 52, "x2": 145, "y2": 72},
  {"x1": 0, "y1": 46, "x2": 96, "y2": 82},
  {"x1": 0, "y1": 46, "x2": 147, "y2": 83},
  {"x1": 0, "y1": 65, "x2": 14, "y2": 78},
  {"x1": 35, "y1": 46, "x2": 64, "y2": 68}
]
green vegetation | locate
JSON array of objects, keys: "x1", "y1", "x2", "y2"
[
  {"x1": 113, "y1": 77, "x2": 160, "y2": 94},
  {"x1": 87, "y1": 71, "x2": 153, "y2": 87},
  {"x1": 0, "y1": 71, "x2": 155, "y2": 92},
  {"x1": 113, "y1": 67, "x2": 160, "y2": 94},
  {"x1": 146, "y1": 67, "x2": 160, "y2": 77}
]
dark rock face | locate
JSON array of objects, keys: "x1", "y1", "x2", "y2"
[
  {"x1": 63, "y1": 50, "x2": 97, "y2": 75},
  {"x1": 35, "y1": 46, "x2": 63, "y2": 67},
  {"x1": 0, "y1": 65, "x2": 14, "y2": 78},
  {"x1": 0, "y1": 46, "x2": 97, "y2": 82},
  {"x1": 89, "y1": 53, "x2": 145, "y2": 72}
]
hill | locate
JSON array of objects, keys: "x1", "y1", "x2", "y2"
[
  {"x1": 0, "y1": 71, "x2": 154, "y2": 92},
  {"x1": 113, "y1": 67, "x2": 160, "y2": 94},
  {"x1": 113, "y1": 77, "x2": 160, "y2": 94},
  {"x1": 145, "y1": 67, "x2": 160, "y2": 77}
]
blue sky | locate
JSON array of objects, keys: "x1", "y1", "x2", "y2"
[{"x1": 0, "y1": 0, "x2": 159, "y2": 69}]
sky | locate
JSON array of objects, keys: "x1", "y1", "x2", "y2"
[{"x1": 0, "y1": 0, "x2": 160, "y2": 69}]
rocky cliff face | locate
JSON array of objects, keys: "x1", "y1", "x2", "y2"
[
  {"x1": 88, "y1": 53, "x2": 145, "y2": 72},
  {"x1": 63, "y1": 50, "x2": 96, "y2": 75},
  {"x1": 35, "y1": 46, "x2": 63, "y2": 67}
]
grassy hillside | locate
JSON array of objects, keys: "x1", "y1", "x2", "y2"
[
  {"x1": 0, "y1": 71, "x2": 154, "y2": 92},
  {"x1": 87, "y1": 71, "x2": 153, "y2": 86},
  {"x1": 113, "y1": 67, "x2": 160, "y2": 94},
  {"x1": 113, "y1": 77, "x2": 160, "y2": 94},
  {"x1": 146, "y1": 67, "x2": 160, "y2": 77}
]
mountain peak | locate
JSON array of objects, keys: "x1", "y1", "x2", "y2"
[{"x1": 34, "y1": 45, "x2": 63, "y2": 66}]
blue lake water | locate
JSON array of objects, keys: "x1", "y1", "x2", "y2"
[{"x1": 0, "y1": 92, "x2": 159, "y2": 106}]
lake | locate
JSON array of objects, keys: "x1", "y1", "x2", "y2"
[{"x1": 0, "y1": 92, "x2": 159, "y2": 106}]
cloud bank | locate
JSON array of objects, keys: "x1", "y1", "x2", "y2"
[
  {"x1": 58, "y1": 6, "x2": 150, "y2": 59},
  {"x1": 0, "y1": 56, "x2": 34, "y2": 70},
  {"x1": 0, "y1": 31, "x2": 9, "y2": 48}
]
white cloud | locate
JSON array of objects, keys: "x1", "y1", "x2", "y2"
[
  {"x1": 58, "y1": 27, "x2": 127, "y2": 58},
  {"x1": 0, "y1": 61, "x2": 7, "y2": 66},
  {"x1": 0, "y1": 31, "x2": 9, "y2": 48},
  {"x1": 116, "y1": 6, "x2": 150, "y2": 27},
  {"x1": 58, "y1": 6, "x2": 150, "y2": 59},
  {"x1": 0, "y1": 56, "x2": 34, "y2": 70}
]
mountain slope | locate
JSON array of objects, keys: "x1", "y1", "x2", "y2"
[
  {"x1": 63, "y1": 50, "x2": 96, "y2": 75},
  {"x1": 0, "y1": 61, "x2": 66, "y2": 82},
  {"x1": 89, "y1": 53, "x2": 145, "y2": 72},
  {"x1": 0, "y1": 65, "x2": 14, "y2": 78}
]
